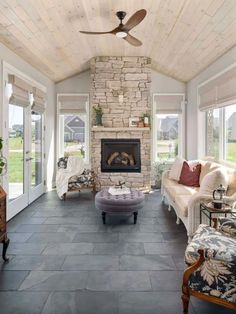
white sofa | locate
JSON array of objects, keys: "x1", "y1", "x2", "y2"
[{"x1": 161, "y1": 160, "x2": 236, "y2": 240}]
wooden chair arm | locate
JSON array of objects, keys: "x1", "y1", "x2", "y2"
[{"x1": 182, "y1": 249, "x2": 205, "y2": 295}]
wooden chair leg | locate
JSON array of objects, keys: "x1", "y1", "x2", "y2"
[
  {"x1": 2, "y1": 237, "x2": 10, "y2": 262},
  {"x1": 181, "y1": 293, "x2": 190, "y2": 314},
  {"x1": 63, "y1": 193, "x2": 66, "y2": 201},
  {"x1": 134, "y1": 212, "x2": 138, "y2": 224},
  {"x1": 102, "y1": 212, "x2": 106, "y2": 224}
]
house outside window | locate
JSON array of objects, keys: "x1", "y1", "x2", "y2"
[
  {"x1": 156, "y1": 114, "x2": 179, "y2": 159},
  {"x1": 61, "y1": 114, "x2": 86, "y2": 158},
  {"x1": 153, "y1": 94, "x2": 185, "y2": 161},
  {"x1": 57, "y1": 94, "x2": 89, "y2": 163}
]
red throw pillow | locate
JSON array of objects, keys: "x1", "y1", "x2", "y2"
[{"x1": 178, "y1": 161, "x2": 201, "y2": 187}]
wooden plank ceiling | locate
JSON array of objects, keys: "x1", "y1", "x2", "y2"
[{"x1": 1, "y1": 0, "x2": 236, "y2": 82}]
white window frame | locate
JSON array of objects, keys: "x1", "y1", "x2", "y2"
[
  {"x1": 152, "y1": 93, "x2": 185, "y2": 162},
  {"x1": 56, "y1": 93, "x2": 90, "y2": 165},
  {"x1": 205, "y1": 105, "x2": 236, "y2": 164}
]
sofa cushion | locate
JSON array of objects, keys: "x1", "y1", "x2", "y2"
[
  {"x1": 165, "y1": 184, "x2": 198, "y2": 205},
  {"x1": 199, "y1": 169, "x2": 229, "y2": 195},
  {"x1": 169, "y1": 185, "x2": 199, "y2": 196},
  {"x1": 179, "y1": 161, "x2": 201, "y2": 187},
  {"x1": 169, "y1": 157, "x2": 185, "y2": 181}
]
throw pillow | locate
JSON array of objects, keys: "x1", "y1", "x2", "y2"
[
  {"x1": 227, "y1": 170, "x2": 236, "y2": 196},
  {"x1": 169, "y1": 157, "x2": 185, "y2": 181},
  {"x1": 199, "y1": 169, "x2": 229, "y2": 195},
  {"x1": 179, "y1": 161, "x2": 201, "y2": 187},
  {"x1": 199, "y1": 161, "x2": 220, "y2": 184}
]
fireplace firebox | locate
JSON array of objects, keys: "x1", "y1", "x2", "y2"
[{"x1": 101, "y1": 139, "x2": 141, "y2": 172}]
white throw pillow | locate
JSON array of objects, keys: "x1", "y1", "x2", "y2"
[
  {"x1": 169, "y1": 157, "x2": 185, "y2": 181},
  {"x1": 199, "y1": 169, "x2": 229, "y2": 195}
]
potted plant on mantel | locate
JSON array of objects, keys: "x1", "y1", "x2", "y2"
[
  {"x1": 93, "y1": 105, "x2": 103, "y2": 126},
  {"x1": 143, "y1": 113, "x2": 151, "y2": 127}
]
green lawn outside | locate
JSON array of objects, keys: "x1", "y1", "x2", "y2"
[
  {"x1": 226, "y1": 143, "x2": 236, "y2": 163},
  {"x1": 9, "y1": 137, "x2": 23, "y2": 150},
  {"x1": 8, "y1": 152, "x2": 23, "y2": 182},
  {"x1": 157, "y1": 139, "x2": 178, "y2": 159}
]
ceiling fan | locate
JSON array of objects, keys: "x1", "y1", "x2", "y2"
[{"x1": 80, "y1": 9, "x2": 147, "y2": 47}]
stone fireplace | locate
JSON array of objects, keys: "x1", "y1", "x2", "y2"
[
  {"x1": 90, "y1": 56, "x2": 151, "y2": 188},
  {"x1": 101, "y1": 139, "x2": 141, "y2": 173}
]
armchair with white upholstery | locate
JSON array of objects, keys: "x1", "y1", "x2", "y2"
[{"x1": 57, "y1": 157, "x2": 98, "y2": 200}]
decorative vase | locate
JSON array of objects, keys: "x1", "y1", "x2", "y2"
[
  {"x1": 144, "y1": 116, "x2": 149, "y2": 127},
  {"x1": 96, "y1": 114, "x2": 103, "y2": 126}
]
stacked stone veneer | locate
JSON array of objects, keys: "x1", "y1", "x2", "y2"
[{"x1": 90, "y1": 56, "x2": 151, "y2": 188}]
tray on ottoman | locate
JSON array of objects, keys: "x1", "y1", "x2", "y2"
[{"x1": 95, "y1": 188, "x2": 144, "y2": 224}]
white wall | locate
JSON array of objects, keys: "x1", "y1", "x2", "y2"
[
  {"x1": 56, "y1": 69, "x2": 185, "y2": 97},
  {"x1": 56, "y1": 70, "x2": 90, "y2": 94},
  {"x1": 151, "y1": 70, "x2": 186, "y2": 94},
  {"x1": 0, "y1": 43, "x2": 56, "y2": 190},
  {"x1": 187, "y1": 45, "x2": 236, "y2": 159}
]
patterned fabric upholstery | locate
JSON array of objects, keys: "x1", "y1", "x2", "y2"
[
  {"x1": 58, "y1": 157, "x2": 95, "y2": 190},
  {"x1": 185, "y1": 220, "x2": 236, "y2": 303}
]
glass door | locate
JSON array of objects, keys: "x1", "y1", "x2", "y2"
[
  {"x1": 7, "y1": 106, "x2": 44, "y2": 220},
  {"x1": 29, "y1": 111, "x2": 44, "y2": 203},
  {"x1": 8, "y1": 104, "x2": 29, "y2": 219}
]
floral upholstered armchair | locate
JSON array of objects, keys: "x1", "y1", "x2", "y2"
[
  {"x1": 57, "y1": 157, "x2": 99, "y2": 200},
  {"x1": 182, "y1": 218, "x2": 236, "y2": 313}
]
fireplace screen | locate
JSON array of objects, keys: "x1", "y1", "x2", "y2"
[{"x1": 101, "y1": 139, "x2": 141, "y2": 172}]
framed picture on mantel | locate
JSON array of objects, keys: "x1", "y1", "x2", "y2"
[{"x1": 129, "y1": 117, "x2": 139, "y2": 127}]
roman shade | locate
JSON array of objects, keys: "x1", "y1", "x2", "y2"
[
  {"x1": 58, "y1": 95, "x2": 88, "y2": 114},
  {"x1": 154, "y1": 94, "x2": 184, "y2": 114},
  {"x1": 199, "y1": 67, "x2": 236, "y2": 111},
  {"x1": 32, "y1": 87, "x2": 46, "y2": 113},
  {"x1": 8, "y1": 75, "x2": 33, "y2": 107}
]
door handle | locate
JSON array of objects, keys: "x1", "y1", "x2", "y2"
[{"x1": 26, "y1": 157, "x2": 33, "y2": 162}]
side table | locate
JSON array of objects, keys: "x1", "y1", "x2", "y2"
[{"x1": 200, "y1": 202, "x2": 236, "y2": 227}]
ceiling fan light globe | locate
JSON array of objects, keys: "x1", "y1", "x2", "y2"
[{"x1": 116, "y1": 31, "x2": 127, "y2": 38}]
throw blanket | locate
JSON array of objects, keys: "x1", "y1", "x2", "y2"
[{"x1": 56, "y1": 156, "x2": 84, "y2": 199}]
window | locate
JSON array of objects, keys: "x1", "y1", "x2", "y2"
[
  {"x1": 153, "y1": 94, "x2": 185, "y2": 161},
  {"x1": 225, "y1": 104, "x2": 236, "y2": 163},
  {"x1": 206, "y1": 108, "x2": 220, "y2": 159},
  {"x1": 156, "y1": 113, "x2": 180, "y2": 160},
  {"x1": 58, "y1": 94, "x2": 89, "y2": 162},
  {"x1": 206, "y1": 104, "x2": 236, "y2": 163},
  {"x1": 59, "y1": 114, "x2": 86, "y2": 158}
]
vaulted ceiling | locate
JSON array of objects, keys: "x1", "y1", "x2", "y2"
[{"x1": 1, "y1": 0, "x2": 236, "y2": 82}]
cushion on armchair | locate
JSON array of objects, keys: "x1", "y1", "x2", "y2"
[
  {"x1": 219, "y1": 218, "x2": 236, "y2": 237},
  {"x1": 68, "y1": 169, "x2": 95, "y2": 189},
  {"x1": 57, "y1": 157, "x2": 95, "y2": 190},
  {"x1": 185, "y1": 224, "x2": 236, "y2": 303}
]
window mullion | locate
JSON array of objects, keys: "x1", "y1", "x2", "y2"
[{"x1": 219, "y1": 108, "x2": 224, "y2": 161}]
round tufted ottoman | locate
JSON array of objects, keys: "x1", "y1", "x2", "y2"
[{"x1": 95, "y1": 188, "x2": 145, "y2": 224}]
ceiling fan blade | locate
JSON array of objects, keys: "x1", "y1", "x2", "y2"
[
  {"x1": 124, "y1": 33, "x2": 142, "y2": 46},
  {"x1": 123, "y1": 9, "x2": 147, "y2": 31},
  {"x1": 80, "y1": 31, "x2": 113, "y2": 35}
]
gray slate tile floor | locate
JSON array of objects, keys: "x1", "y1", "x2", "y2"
[{"x1": 0, "y1": 190, "x2": 235, "y2": 314}]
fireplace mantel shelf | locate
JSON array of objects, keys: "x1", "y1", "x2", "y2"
[{"x1": 92, "y1": 127, "x2": 150, "y2": 132}]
